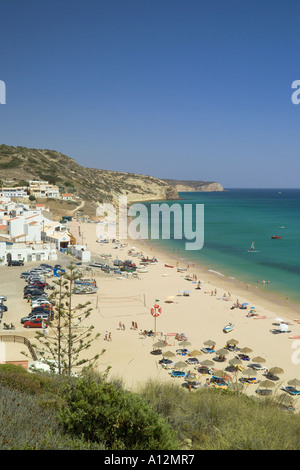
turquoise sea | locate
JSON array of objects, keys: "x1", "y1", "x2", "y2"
[{"x1": 137, "y1": 189, "x2": 300, "y2": 305}]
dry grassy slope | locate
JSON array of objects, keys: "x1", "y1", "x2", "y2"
[{"x1": 0, "y1": 145, "x2": 178, "y2": 213}]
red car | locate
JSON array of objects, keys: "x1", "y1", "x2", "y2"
[
  {"x1": 24, "y1": 318, "x2": 48, "y2": 328},
  {"x1": 29, "y1": 282, "x2": 47, "y2": 289}
]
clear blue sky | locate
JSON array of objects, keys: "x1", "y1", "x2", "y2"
[{"x1": 1, "y1": 0, "x2": 300, "y2": 188}]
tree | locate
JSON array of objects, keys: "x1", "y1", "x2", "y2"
[{"x1": 32, "y1": 264, "x2": 103, "y2": 376}]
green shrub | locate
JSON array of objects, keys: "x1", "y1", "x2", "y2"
[{"x1": 58, "y1": 377, "x2": 178, "y2": 450}]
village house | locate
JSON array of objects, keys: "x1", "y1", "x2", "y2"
[{"x1": 61, "y1": 193, "x2": 73, "y2": 200}]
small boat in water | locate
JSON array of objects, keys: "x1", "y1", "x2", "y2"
[
  {"x1": 223, "y1": 323, "x2": 234, "y2": 333},
  {"x1": 271, "y1": 235, "x2": 282, "y2": 239}
]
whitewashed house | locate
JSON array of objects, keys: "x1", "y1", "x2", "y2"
[{"x1": 0, "y1": 241, "x2": 58, "y2": 264}]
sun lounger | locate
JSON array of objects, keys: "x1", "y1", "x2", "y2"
[
  {"x1": 270, "y1": 328, "x2": 291, "y2": 334},
  {"x1": 171, "y1": 370, "x2": 186, "y2": 378},
  {"x1": 186, "y1": 357, "x2": 200, "y2": 365},
  {"x1": 280, "y1": 386, "x2": 300, "y2": 395},
  {"x1": 236, "y1": 354, "x2": 251, "y2": 361},
  {"x1": 255, "y1": 389, "x2": 273, "y2": 396},
  {"x1": 201, "y1": 347, "x2": 215, "y2": 354}
]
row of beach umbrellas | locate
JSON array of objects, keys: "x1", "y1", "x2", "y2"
[{"x1": 153, "y1": 337, "x2": 300, "y2": 392}]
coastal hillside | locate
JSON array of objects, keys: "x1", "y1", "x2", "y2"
[
  {"x1": 0, "y1": 145, "x2": 178, "y2": 213},
  {"x1": 163, "y1": 179, "x2": 224, "y2": 192}
]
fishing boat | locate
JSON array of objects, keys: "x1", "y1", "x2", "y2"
[
  {"x1": 164, "y1": 264, "x2": 174, "y2": 268},
  {"x1": 271, "y1": 235, "x2": 282, "y2": 239},
  {"x1": 223, "y1": 323, "x2": 234, "y2": 333},
  {"x1": 73, "y1": 286, "x2": 98, "y2": 294}
]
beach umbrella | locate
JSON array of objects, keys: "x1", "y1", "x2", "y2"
[
  {"x1": 259, "y1": 380, "x2": 275, "y2": 389},
  {"x1": 268, "y1": 367, "x2": 284, "y2": 375},
  {"x1": 162, "y1": 351, "x2": 176, "y2": 358},
  {"x1": 242, "y1": 303, "x2": 248, "y2": 307},
  {"x1": 274, "y1": 318, "x2": 284, "y2": 323},
  {"x1": 243, "y1": 368, "x2": 257, "y2": 376},
  {"x1": 174, "y1": 361, "x2": 188, "y2": 370},
  {"x1": 288, "y1": 378, "x2": 300, "y2": 388},
  {"x1": 215, "y1": 348, "x2": 229, "y2": 356},
  {"x1": 204, "y1": 340, "x2": 216, "y2": 347},
  {"x1": 188, "y1": 349, "x2": 203, "y2": 357},
  {"x1": 185, "y1": 372, "x2": 200, "y2": 382},
  {"x1": 200, "y1": 359, "x2": 214, "y2": 367},
  {"x1": 226, "y1": 339, "x2": 239, "y2": 346},
  {"x1": 165, "y1": 296, "x2": 175, "y2": 303},
  {"x1": 240, "y1": 347, "x2": 253, "y2": 354},
  {"x1": 252, "y1": 356, "x2": 266, "y2": 364},
  {"x1": 179, "y1": 340, "x2": 191, "y2": 347},
  {"x1": 229, "y1": 358, "x2": 242, "y2": 366},
  {"x1": 228, "y1": 382, "x2": 244, "y2": 392},
  {"x1": 276, "y1": 393, "x2": 296, "y2": 407},
  {"x1": 213, "y1": 370, "x2": 232, "y2": 381},
  {"x1": 153, "y1": 341, "x2": 167, "y2": 349}
]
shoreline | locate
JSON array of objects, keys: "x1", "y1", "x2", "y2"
[
  {"x1": 132, "y1": 236, "x2": 300, "y2": 319},
  {"x1": 78, "y1": 219, "x2": 300, "y2": 402}
]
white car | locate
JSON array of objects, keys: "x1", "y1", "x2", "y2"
[{"x1": 0, "y1": 295, "x2": 7, "y2": 302}]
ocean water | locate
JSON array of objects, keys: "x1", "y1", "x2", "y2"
[{"x1": 135, "y1": 189, "x2": 300, "y2": 304}]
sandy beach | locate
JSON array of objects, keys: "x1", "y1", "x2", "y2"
[
  {"x1": 1, "y1": 219, "x2": 300, "y2": 408},
  {"x1": 75, "y1": 221, "x2": 300, "y2": 401}
]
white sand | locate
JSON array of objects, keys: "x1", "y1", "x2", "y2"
[
  {"x1": 1, "y1": 219, "x2": 300, "y2": 408},
  {"x1": 76, "y1": 222, "x2": 300, "y2": 402}
]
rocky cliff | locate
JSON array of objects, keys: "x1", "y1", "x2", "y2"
[{"x1": 162, "y1": 179, "x2": 224, "y2": 192}]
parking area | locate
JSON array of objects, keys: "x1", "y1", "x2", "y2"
[{"x1": 0, "y1": 251, "x2": 74, "y2": 333}]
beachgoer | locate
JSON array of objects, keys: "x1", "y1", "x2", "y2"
[{"x1": 108, "y1": 332, "x2": 112, "y2": 341}]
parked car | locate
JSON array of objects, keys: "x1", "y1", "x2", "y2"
[
  {"x1": 31, "y1": 307, "x2": 53, "y2": 315},
  {"x1": 21, "y1": 312, "x2": 51, "y2": 324},
  {"x1": 0, "y1": 304, "x2": 8, "y2": 312},
  {"x1": 0, "y1": 295, "x2": 7, "y2": 301},
  {"x1": 23, "y1": 290, "x2": 45, "y2": 299},
  {"x1": 31, "y1": 300, "x2": 52, "y2": 307},
  {"x1": 8, "y1": 260, "x2": 24, "y2": 266},
  {"x1": 24, "y1": 286, "x2": 44, "y2": 294},
  {"x1": 39, "y1": 264, "x2": 52, "y2": 270},
  {"x1": 24, "y1": 318, "x2": 48, "y2": 328},
  {"x1": 30, "y1": 295, "x2": 48, "y2": 302}
]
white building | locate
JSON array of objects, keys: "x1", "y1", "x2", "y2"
[
  {"x1": 69, "y1": 244, "x2": 91, "y2": 262},
  {"x1": 0, "y1": 187, "x2": 28, "y2": 198},
  {"x1": 0, "y1": 241, "x2": 57, "y2": 264}
]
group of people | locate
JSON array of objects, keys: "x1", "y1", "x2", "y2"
[{"x1": 104, "y1": 331, "x2": 112, "y2": 341}]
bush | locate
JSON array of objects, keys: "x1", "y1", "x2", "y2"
[
  {"x1": 139, "y1": 380, "x2": 300, "y2": 450},
  {"x1": 58, "y1": 377, "x2": 178, "y2": 450}
]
